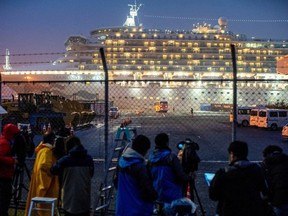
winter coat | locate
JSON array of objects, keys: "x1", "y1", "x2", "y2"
[
  {"x1": 263, "y1": 153, "x2": 288, "y2": 206},
  {"x1": 25, "y1": 142, "x2": 59, "y2": 216},
  {"x1": 148, "y1": 148, "x2": 190, "y2": 204},
  {"x1": 209, "y1": 159, "x2": 268, "y2": 216},
  {"x1": 0, "y1": 124, "x2": 20, "y2": 179},
  {"x1": 50, "y1": 144, "x2": 94, "y2": 214},
  {"x1": 116, "y1": 147, "x2": 157, "y2": 216}
]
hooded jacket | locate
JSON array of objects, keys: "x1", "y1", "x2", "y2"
[
  {"x1": 148, "y1": 148, "x2": 190, "y2": 203},
  {"x1": 263, "y1": 153, "x2": 288, "y2": 206},
  {"x1": 116, "y1": 147, "x2": 157, "y2": 216},
  {"x1": 24, "y1": 142, "x2": 59, "y2": 216},
  {"x1": 209, "y1": 159, "x2": 268, "y2": 216},
  {"x1": 50, "y1": 144, "x2": 94, "y2": 214},
  {"x1": 0, "y1": 124, "x2": 20, "y2": 179}
]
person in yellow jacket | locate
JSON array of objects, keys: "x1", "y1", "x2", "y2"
[{"x1": 25, "y1": 132, "x2": 65, "y2": 216}]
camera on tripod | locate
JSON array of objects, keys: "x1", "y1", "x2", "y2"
[
  {"x1": 176, "y1": 139, "x2": 206, "y2": 215},
  {"x1": 12, "y1": 123, "x2": 35, "y2": 165},
  {"x1": 177, "y1": 138, "x2": 200, "y2": 173}
]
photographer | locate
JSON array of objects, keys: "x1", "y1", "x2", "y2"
[
  {"x1": 0, "y1": 123, "x2": 21, "y2": 216},
  {"x1": 148, "y1": 133, "x2": 193, "y2": 215},
  {"x1": 262, "y1": 145, "x2": 288, "y2": 216},
  {"x1": 209, "y1": 141, "x2": 268, "y2": 216}
]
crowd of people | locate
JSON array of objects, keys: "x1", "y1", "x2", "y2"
[
  {"x1": 1, "y1": 122, "x2": 288, "y2": 216},
  {"x1": 114, "y1": 134, "x2": 288, "y2": 216},
  {"x1": 0, "y1": 124, "x2": 94, "y2": 216}
]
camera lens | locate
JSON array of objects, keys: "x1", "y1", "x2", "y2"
[{"x1": 177, "y1": 142, "x2": 184, "y2": 150}]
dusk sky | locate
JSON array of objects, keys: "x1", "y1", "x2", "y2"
[{"x1": 1, "y1": 0, "x2": 288, "y2": 64}]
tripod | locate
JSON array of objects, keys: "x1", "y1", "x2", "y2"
[
  {"x1": 185, "y1": 179, "x2": 206, "y2": 216},
  {"x1": 189, "y1": 180, "x2": 206, "y2": 216},
  {"x1": 12, "y1": 162, "x2": 31, "y2": 216}
]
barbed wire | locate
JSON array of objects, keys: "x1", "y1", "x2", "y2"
[
  {"x1": 0, "y1": 61, "x2": 53, "y2": 65},
  {"x1": 0, "y1": 52, "x2": 65, "y2": 57},
  {"x1": 143, "y1": 15, "x2": 288, "y2": 23}
]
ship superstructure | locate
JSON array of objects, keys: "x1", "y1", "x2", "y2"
[
  {"x1": 64, "y1": 20, "x2": 287, "y2": 81},
  {"x1": 2, "y1": 2, "x2": 288, "y2": 109}
]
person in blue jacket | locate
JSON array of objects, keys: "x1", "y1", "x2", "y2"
[
  {"x1": 115, "y1": 134, "x2": 157, "y2": 216},
  {"x1": 148, "y1": 133, "x2": 193, "y2": 211}
]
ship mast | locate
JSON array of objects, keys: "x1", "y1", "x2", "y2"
[
  {"x1": 123, "y1": 1, "x2": 142, "y2": 27},
  {"x1": 3, "y1": 49, "x2": 12, "y2": 70}
]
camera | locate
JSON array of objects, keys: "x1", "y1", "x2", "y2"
[
  {"x1": 12, "y1": 123, "x2": 35, "y2": 164},
  {"x1": 177, "y1": 138, "x2": 199, "y2": 151},
  {"x1": 177, "y1": 138, "x2": 200, "y2": 173}
]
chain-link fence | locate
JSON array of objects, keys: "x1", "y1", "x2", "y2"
[{"x1": 2, "y1": 79, "x2": 288, "y2": 215}]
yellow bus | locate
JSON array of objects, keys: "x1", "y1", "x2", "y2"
[{"x1": 155, "y1": 101, "x2": 168, "y2": 112}]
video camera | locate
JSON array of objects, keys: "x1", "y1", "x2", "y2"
[
  {"x1": 177, "y1": 138, "x2": 200, "y2": 173},
  {"x1": 177, "y1": 138, "x2": 199, "y2": 151},
  {"x1": 12, "y1": 123, "x2": 35, "y2": 165}
]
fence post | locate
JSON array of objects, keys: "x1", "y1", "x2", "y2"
[
  {"x1": 100, "y1": 47, "x2": 109, "y2": 176},
  {"x1": 230, "y1": 44, "x2": 237, "y2": 142}
]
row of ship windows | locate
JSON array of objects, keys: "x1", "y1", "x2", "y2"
[
  {"x1": 76, "y1": 66, "x2": 275, "y2": 74},
  {"x1": 103, "y1": 53, "x2": 277, "y2": 60},
  {"x1": 104, "y1": 35, "x2": 285, "y2": 48},
  {"x1": 198, "y1": 92, "x2": 282, "y2": 95},
  {"x1": 103, "y1": 47, "x2": 282, "y2": 56},
  {"x1": 104, "y1": 40, "x2": 283, "y2": 51},
  {"x1": 101, "y1": 59, "x2": 273, "y2": 65},
  {"x1": 87, "y1": 58, "x2": 275, "y2": 65},
  {"x1": 110, "y1": 91, "x2": 283, "y2": 97},
  {"x1": 69, "y1": 50, "x2": 282, "y2": 58},
  {"x1": 110, "y1": 96, "x2": 280, "y2": 103},
  {"x1": 86, "y1": 50, "x2": 283, "y2": 60},
  {"x1": 69, "y1": 58, "x2": 275, "y2": 67},
  {"x1": 93, "y1": 65, "x2": 275, "y2": 73},
  {"x1": 71, "y1": 53, "x2": 278, "y2": 62}
]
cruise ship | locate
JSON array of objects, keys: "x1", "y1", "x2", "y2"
[{"x1": 2, "y1": 2, "x2": 288, "y2": 110}]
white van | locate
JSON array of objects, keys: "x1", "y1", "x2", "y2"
[
  {"x1": 229, "y1": 106, "x2": 254, "y2": 127},
  {"x1": 257, "y1": 109, "x2": 288, "y2": 130}
]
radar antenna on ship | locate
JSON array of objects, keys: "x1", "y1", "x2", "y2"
[
  {"x1": 3, "y1": 48, "x2": 12, "y2": 70},
  {"x1": 123, "y1": 1, "x2": 142, "y2": 27}
]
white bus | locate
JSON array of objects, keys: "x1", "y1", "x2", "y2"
[
  {"x1": 229, "y1": 106, "x2": 254, "y2": 127},
  {"x1": 257, "y1": 109, "x2": 288, "y2": 130}
]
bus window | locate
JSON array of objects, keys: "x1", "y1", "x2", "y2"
[{"x1": 259, "y1": 111, "x2": 267, "y2": 117}]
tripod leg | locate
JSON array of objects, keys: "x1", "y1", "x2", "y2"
[
  {"x1": 12, "y1": 168, "x2": 20, "y2": 216},
  {"x1": 193, "y1": 186, "x2": 206, "y2": 216},
  {"x1": 24, "y1": 163, "x2": 31, "y2": 180},
  {"x1": 12, "y1": 164, "x2": 30, "y2": 216}
]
